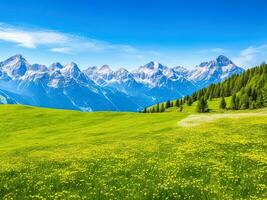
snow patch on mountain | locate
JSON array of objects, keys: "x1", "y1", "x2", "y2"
[
  {"x1": 0, "y1": 54, "x2": 244, "y2": 111},
  {"x1": 189, "y1": 55, "x2": 244, "y2": 87}
]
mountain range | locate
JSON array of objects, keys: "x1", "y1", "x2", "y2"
[{"x1": 0, "y1": 54, "x2": 244, "y2": 111}]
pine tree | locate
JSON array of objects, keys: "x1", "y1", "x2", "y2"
[
  {"x1": 240, "y1": 94, "x2": 249, "y2": 109},
  {"x1": 220, "y1": 96, "x2": 227, "y2": 109},
  {"x1": 156, "y1": 104, "x2": 160, "y2": 112},
  {"x1": 209, "y1": 95, "x2": 213, "y2": 101},
  {"x1": 236, "y1": 96, "x2": 240, "y2": 110},
  {"x1": 160, "y1": 104, "x2": 165, "y2": 112},
  {"x1": 187, "y1": 97, "x2": 193, "y2": 106},
  {"x1": 231, "y1": 93, "x2": 238, "y2": 110},
  {"x1": 196, "y1": 97, "x2": 208, "y2": 112},
  {"x1": 175, "y1": 99, "x2": 180, "y2": 107},
  {"x1": 250, "y1": 101, "x2": 257, "y2": 109},
  {"x1": 256, "y1": 93, "x2": 264, "y2": 108},
  {"x1": 262, "y1": 88, "x2": 267, "y2": 105},
  {"x1": 225, "y1": 82, "x2": 231, "y2": 96},
  {"x1": 166, "y1": 100, "x2": 171, "y2": 109}
]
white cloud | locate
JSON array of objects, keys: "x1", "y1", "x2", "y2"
[
  {"x1": 0, "y1": 23, "x2": 137, "y2": 54},
  {"x1": 50, "y1": 47, "x2": 72, "y2": 53},
  {"x1": 199, "y1": 48, "x2": 224, "y2": 54},
  {"x1": 233, "y1": 44, "x2": 267, "y2": 68},
  {"x1": 0, "y1": 24, "x2": 69, "y2": 48}
]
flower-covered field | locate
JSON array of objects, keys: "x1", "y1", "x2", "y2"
[{"x1": 0, "y1": 105, "x2": 266, "y2": 199}]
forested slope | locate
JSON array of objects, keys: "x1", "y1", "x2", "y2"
[{"x1": 144, "y1": 63, "x2": 267, "y2": 113}]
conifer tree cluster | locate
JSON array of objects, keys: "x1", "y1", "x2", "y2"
[
  {"x1": 141, "y1": 95, "x2": 193, "y2": 113},
  {"x1": 196, "y1": 97, "x2": 208, "y2": 112},
  {"x1": 191, "y1": 63, "x2": 267, "y2": 110},
  {"x1": 220, "y1": 96, "x2": 227, "y2": 109},
  {"x1": 142, "y1": 63, "x2": 267, "y2": 113}
]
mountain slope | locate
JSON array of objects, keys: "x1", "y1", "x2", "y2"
[
  {"x1": 189, "y1": 55, "x2": 244, "y2": 87},
  {"x1": 0, "y1": 55, "x2": 137, "y2": 111},
  {"x1": 0, "y1": 54, "x2": 244, "y2": 111},
  {"x1": 145, "y1": 63, "x2": 266, "y2": 113}
]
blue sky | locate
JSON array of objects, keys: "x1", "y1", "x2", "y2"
[{"x1": 0, "y1": 0, "x2": 266, "y2": 69}]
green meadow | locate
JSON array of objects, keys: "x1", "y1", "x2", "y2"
[{"x1": 0, "y1": 103, "x2": 266, "y2": 199}]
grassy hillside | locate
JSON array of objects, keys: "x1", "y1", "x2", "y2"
[
  {"x1": 157, "y1": 97, "x2": 232, "y2": 113},
  {"x1": 0, "y1": 104, "x2": 267, "y2": 199},
  {"x1": 145, "y1": 63, "x2": 267, "y2": 113}
]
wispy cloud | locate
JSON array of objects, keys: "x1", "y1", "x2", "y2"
[
  {"x1": 0, "y1": 23, "x2": 137, "y2": 54},
  {"x1": 0, "y1": 23, "x2": 69, "y2": 48},
  {"x1": 233, "y1": 44, "x2": 267, "y2": 67},
  {"x1": 198, "y1": 48, "x2": 224, "y2": 54},
  {"x1": 49, "y1": 47, "x2": 72, "y2": 54}
]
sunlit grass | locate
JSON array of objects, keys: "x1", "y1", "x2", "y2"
[{"x1": 0, "y1": 104, "x2": 266, "y2": 199}]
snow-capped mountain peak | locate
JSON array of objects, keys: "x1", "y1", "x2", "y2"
[
  {"x1": 135, "y1": 61, "x2": 167, "y2": 75},
  {"x1": 29, "y1": 64, "x2": 48, "y2": 72},
  {"x1": 60, "y1": 62, "x2": 82, "y2": 78},
  {"x1": 198, "y1": 55, "x2": 234, "y2": 68},
  {"x1": 49, "y1": 62, "x2": 63, "y2": 71},
  {"x1": 98, "y1": 65, "x2": 113, "y2": 74},
  {"x1": 1, "y1": 54, "x2": 26, "y2": 65},
  {"x1": 0, "y1": 54, "x2": 30, "y2": 78},
  {"x1": 216, "y1": 55, "x2": 233, "y2": 67},
  {"x1": 144, "y1": 61, "x2": 160, "y2": 69},
  {"x1": 0, "y1": 54, "x2": 244, "y2": 112},
  {"x1": 132, "y1": 61, "x2": 178, "y2": 87},
  {"x1": 63, "y1": 62, "x2": 79, "y2": 71},
  {"x1": 141, "y1": 61, "x2": 167, "y2": 71},
  {"x1": 115, "y1": 68, "x2": 129, "y2": 76},
  {"x1": 189, "y1": 55, "x2": 244, "y2": 86},
  {"x1": 114, "y1": 68, "x2": 134, "y2": 82},
  {"x1": 172, "y1": 66, "x2": 190, "y2": 76}
]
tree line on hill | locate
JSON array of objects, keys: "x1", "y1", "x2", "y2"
[{"x1": 142, "y1": 63, "x2": 267, "y2": 113}]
